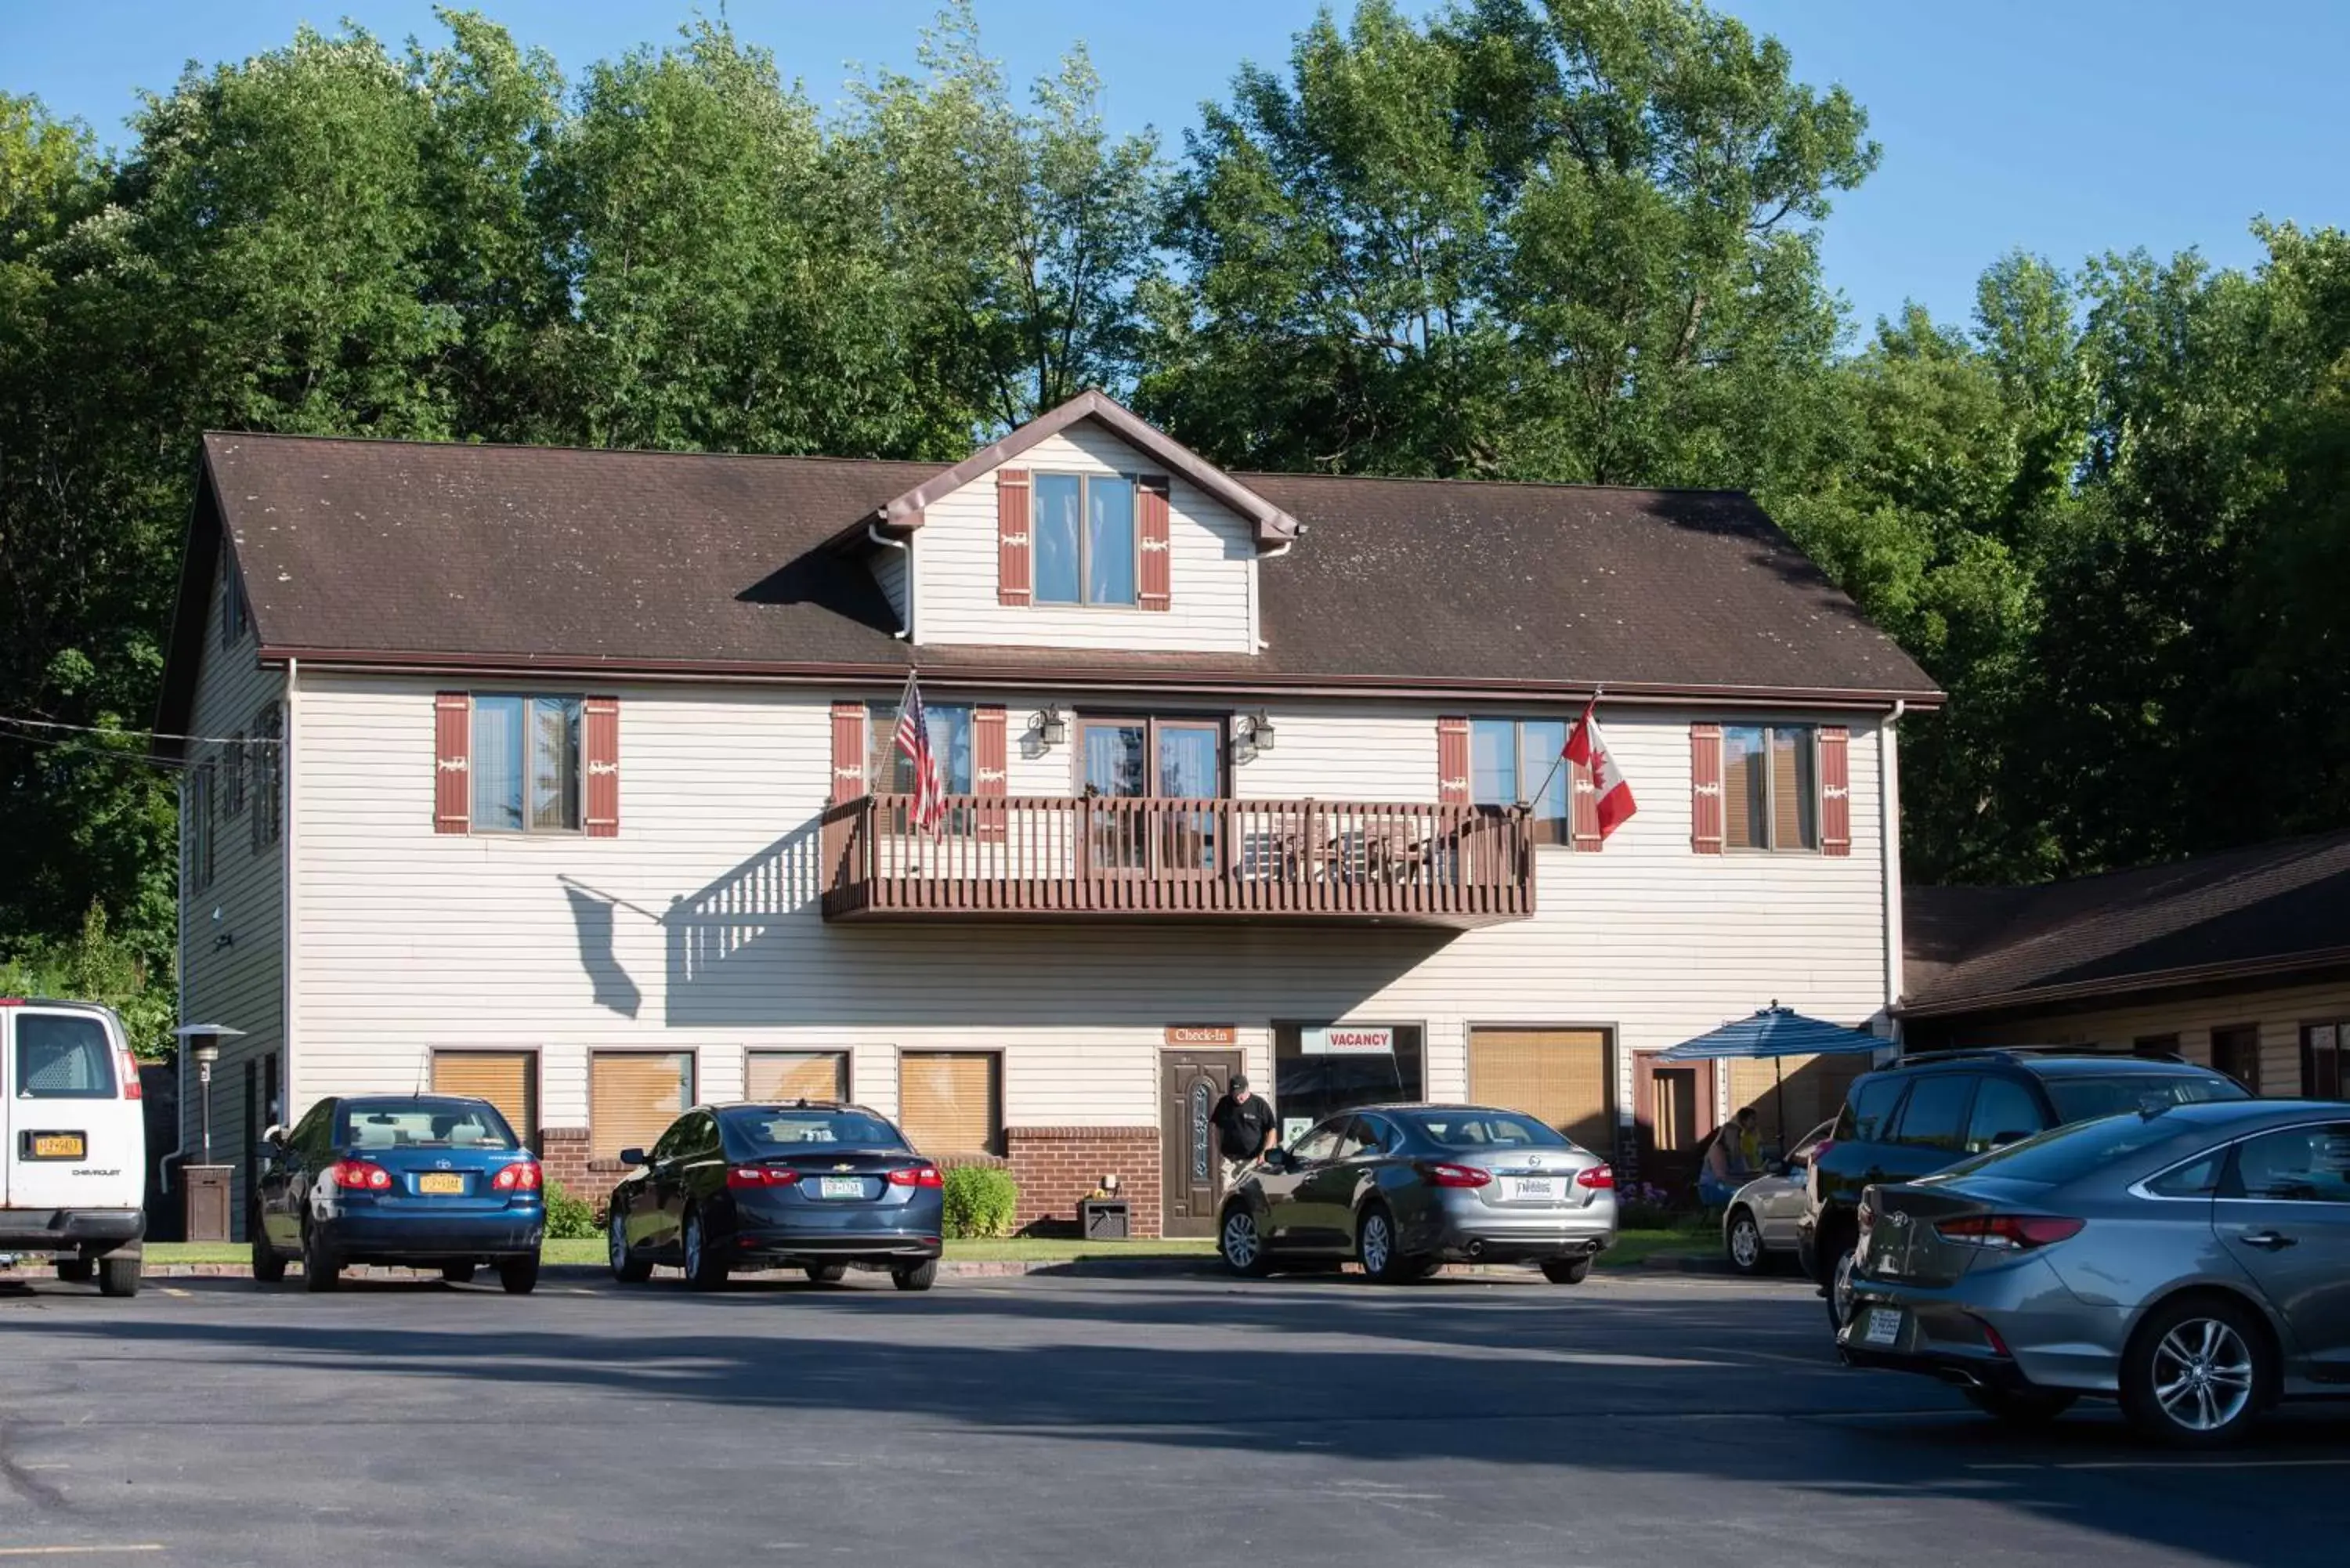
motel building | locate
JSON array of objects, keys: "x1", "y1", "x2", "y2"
[{"x1": 157, "y1": 391, "x2": 1938, "y2": 1237}]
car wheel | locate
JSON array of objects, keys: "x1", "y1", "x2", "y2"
[
  {"x1": 1219, "y1": 1205, "x2": 1271, "y2": 1278},
  {"x1": 804, "y1": 1263, "x2": 848, "y2": 1285},
  {"x1": 1964, "y1": 1386, "x2": 2079, "y2": 1427},
  {"x1": 608, "y1": 1207, "x2": 652, "y2": 1284},
  {"x1": 1725, "y1": 1209, "x2": 1766, "y2": 1276},
  {"x1": 96, "y1": 1253, "x2": 141, "y2": 1299},
  {"x1": 1541, "y1": 1256, "x2": 1593, "y2": 1285},
  {"x1": 2122, "y1": 1295, "x2": 2270, "y2": 1447},
  {"x1": 682, "y1": 1209, "x2": 728, "y2": 1292},
  {"x1": 497, "y1": 1254, "x2": 540, "y2": 1295},
  {"x1": 1825, "y1": 1243, "x2": 1857, "y2": 1333},
  {"x1": 56, "y1": 1258, "x2": 95, "y2": 1283},
  {"x1": 302, "y1": 1223, "x2": 341, "y2": 1293},
  {"x1": 891, "y1": 1259, "x2": 938, "y2": 1292},
  {"x1": 250, "y1": 1216, "x2": 287, "y2": 1284},
  {"x1": 440, "y1": 1262, "x2": 478, "y2": 1284},
  {"x1": 1357, "y1": 1204, "x2": 1419, "y2": 1284}
]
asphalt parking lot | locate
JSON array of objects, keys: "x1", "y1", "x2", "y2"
[{"x1": 3, "y1": 1267, "x2": 2345, "y2": 1568}]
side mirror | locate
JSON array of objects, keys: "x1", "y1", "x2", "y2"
[
  {"x1": 617, "y1": 1147, "x2": 649, "y2": 1167},
  {"x1": 1263, "y1": 1147, "x2": 1292, "y2": 1173},
  {"x1": 1989, "y1": 1130, "x2": 2030, "y2": 1149},
  {"x1": 1765, "y1": 1158, "x2": 1789, "y2": 1179},
  {"x1": 262, "y1": 1125, "x2": 289, "y2": 1150}
]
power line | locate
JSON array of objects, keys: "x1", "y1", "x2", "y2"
[{"x1": 0, "y1": 714, "x2": 277, "y2": 747}]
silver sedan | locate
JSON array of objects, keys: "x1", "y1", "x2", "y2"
[
  {"x1": 1218, "y1": 1104, "x2": 1618, "y2": 1284},
  {"x1": 1840, "y1": 1098, "x2": 2350, "y2": 1446},
  {"x1": 1722, "y1": 1120, "x2": 1835, "y2": 1274}
]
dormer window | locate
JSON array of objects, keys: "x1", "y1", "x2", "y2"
[{"x1": 1034, "y1": 473, "x2": 1137, "y2": 607}]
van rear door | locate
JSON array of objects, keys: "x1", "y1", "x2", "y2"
[{"x1": 5, "y1": 1007, "x2": 143, "y2": 1213}]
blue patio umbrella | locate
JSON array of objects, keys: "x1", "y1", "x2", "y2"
[{"x1": 1655, "y1": 1003, "x2": 1887, "y2": 1151}]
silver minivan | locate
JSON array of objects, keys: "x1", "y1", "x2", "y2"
[{"x1": 0, "y1": 999, "x2": 147, "y2": 1295}]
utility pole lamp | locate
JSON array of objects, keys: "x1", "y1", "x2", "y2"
[{"x1": 172, "y1": 1023, "x2": 245, "y2": 1244}]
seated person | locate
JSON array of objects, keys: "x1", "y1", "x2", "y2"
[{"x1": 1697, "y1": 1107, "x2": 1760, "y2": 1206}]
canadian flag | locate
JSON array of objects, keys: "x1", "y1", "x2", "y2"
[{"x1": 1563, "y1": 698, "x2": 1636, "y2": 840}]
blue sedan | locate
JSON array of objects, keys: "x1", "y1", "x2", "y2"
[{"x1": 253, "y1": 1095, "x2": 546, "y2": 1293}]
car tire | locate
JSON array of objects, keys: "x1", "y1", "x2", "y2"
[
  {"x1": 804, "y1": 1263, "x2": 848, "y2": 1285},
  {"x1": 96, "y1": 1253, "x2": 141, "y2": 1299},
  {"x1": 1219, "y1": 1204, "x2": 1271, "y2": 1278},
  {"x1": 682, "y1": 1209, "x2": 728, "y2": 1292},
  {"x1": 1356, "y1": 1204, "x2": 1419, "y2": 1285},
  {"x1": 2121, "y1": 1294, "x2": 2271, "y2": 1448},
  {"x1": 56, "y1": 1258, "x2": 95, "y2": 1283},
  {"x1": 1964, "y1": 1386, "x2": 2079, "y2": 1427},
  {"x1": 1541, "y1": 1256, "x2": 1593, "y2": 1285},
  {"x1": 250, "y1": 1217, "x2": 287, "y2": 1284},
  {"x1": 498, "y1": 1254, "x2": 540, "y2": 1295},
  {"x1": 891, "y1": 1259, "x2": 938, "y2": 1292},
  {"x1": 1725, "y1": 1209, "x2": 1766, "y2": 1276},
  {"x1": 1824, "y1": 1242, "x2": 1858, "y2": 1334},
  {"x1": 608, "y1": 1208, "x2": 653, "y2": 1284},
  {"x1": 441, "y1": 1262, "x2": 478, "y2": 1284},
  {"x1": 302, "y1": 1223, "x2": 341, "y2": 1293}
]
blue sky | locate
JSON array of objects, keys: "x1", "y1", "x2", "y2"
[{"x1": 7, "y1": 1, "x2": 2345, "y2": 339}]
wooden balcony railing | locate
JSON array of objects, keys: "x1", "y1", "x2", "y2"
[{"x1": 820, "y1": 794, "x2": 1534, "y2": 927}]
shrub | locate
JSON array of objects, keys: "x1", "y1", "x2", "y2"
[
  {"x1": 542, "y1": 1178, "x2": 599, "y2": 1240},
  {"x1": 941, "y1": 1165, "x2": 1018, "y2": 1239},
  {"x1": 1617, "y1": 1180, "x2": 1685, "y2": 1230}
]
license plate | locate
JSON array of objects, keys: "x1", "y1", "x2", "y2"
[
  {"x1": 1863, "y1": 1308, "x2": 1903, "y2": 1348},
  {"x1": 1510, "y1": 1178, "x2": 1555, "y2": 1201},
  {"x1": 417, "y1": 1172, "x2": 466, "y2": 1195},
  {"x1": 29, "y1": 1133, "x2": 85, "y2": 1159},
  {"x1": 818, "y1": 1176, "x2": 866, "y2": 1200}
]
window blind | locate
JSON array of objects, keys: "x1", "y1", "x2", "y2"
[
  {"x1": 898, "y1": 1053, "x2": 1000, "y2": 1158},
  {"x1": 746, "y1": 1050, "x2": 849, "y2": 1104},
  {"x1": 591, "y1": 1052, "x2": 693, "y2": 1160},
  {"x1": 1466, "y1": 1029, "x2": 1611, "y2": 1153},
  {"x1": 432, "y1": 1052, "x2": 537, "y2": 1146}
]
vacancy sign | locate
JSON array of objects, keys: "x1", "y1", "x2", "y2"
[{"x1": 1301, "y1": 1026, "x2": 1397, "y2": 1056}]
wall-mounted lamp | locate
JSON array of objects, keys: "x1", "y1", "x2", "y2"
[
  {"x1": 1031, "y1": 707, "x2": 1069, "y2": 748},
  {"x1": 1238, "y1": 711, "x2": 1277, "y2": 752}
]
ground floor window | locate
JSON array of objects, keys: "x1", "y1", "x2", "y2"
[
  {"x1": 2210, "y1": 1024, "x2": 2261, "y2": 1093},
  {"x1": 1466, "y1": 1028, "x2": 1614, "y2": 1153},
  {"x1": 898, "y1": 1051, "x2": 1001, "y2": 1158},
  {"x1": 747, "y1": 1050, "x2": 850, "y2": 1104},
  {"x1": 590, "y1": 1050, "x2": 694, "y2": 1160},
  {"x1": 432, "y1": 1050, "x2": 540, "y2": 1150},
  {"x1": 2305, "y1": 1023, "x2": 2344, "y2": 1100},
  {"x1": 1271, "y1": 1023, "x2": 1424, "y2": 1146}
]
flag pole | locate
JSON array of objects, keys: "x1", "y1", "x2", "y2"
[{"x1": 1520, "y1": 685, "x2": 1600, "y2": 815}]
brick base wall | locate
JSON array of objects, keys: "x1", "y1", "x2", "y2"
[
  {"x1": 538, "y1": 1126, "x2": 596, "y2": 1209},
  {"x1": 1006, "y1": 1126, "x2": 1161, "y2": 1239}
]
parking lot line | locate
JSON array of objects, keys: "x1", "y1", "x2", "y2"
[
  {"x1": 0, "y1": 1548, "x2": 166, "y2": 1558},
  {"x1": 1971, "y1": 1458, "x2": 2350, "y2": 1473}
]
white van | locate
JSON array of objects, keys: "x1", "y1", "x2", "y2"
[{"x1": 0, "y1": 999, "x2": 146, "y2": 1295}]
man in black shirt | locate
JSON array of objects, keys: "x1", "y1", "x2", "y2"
[{"x1": 1209, "y1": 1074, "x2": 1279, "y2": 1190}]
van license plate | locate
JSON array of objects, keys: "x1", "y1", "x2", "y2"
[
  {"x1": 1863, "y1": 1308, "x2": 1903, "y2": 1348},
  {"x1": 417, "y1": 1172, "x2": 465, "y2": 1195},
  {"x1": 818, "y1": 1177, "x2": 865, "y2": 1200},
  {"x1": 27, "y1": 1133, "x2": 85, "y2": 1159}
]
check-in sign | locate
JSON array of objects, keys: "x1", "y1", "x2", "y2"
[{"x1": 1301, "y1": 1026, "x2": 1396, "y2": 1056}]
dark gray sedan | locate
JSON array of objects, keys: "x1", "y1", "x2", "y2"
[
  {"x1": 1840, "y1": 1098, "x2": 2350, "y2": 1446},
  {"x1": 1217, "y1": 1104, "x2": 1617, "y2": 1284}
]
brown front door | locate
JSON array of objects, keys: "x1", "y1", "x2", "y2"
[
  {"x1": 1161, "y1": 1048, "x2": 1243, "y2": 1237},
  {"x1": 1634, "y1": 1053, "x2": 1717, "y2": 1198}
]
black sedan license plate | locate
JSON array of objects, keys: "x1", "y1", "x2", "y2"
[{"x1": 25, "y1": 1132, "x2": 85, "y2": 1160}]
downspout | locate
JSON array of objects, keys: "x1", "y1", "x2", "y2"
[
  {"x1": 867, "y1": 525, "x2": 912, "y2": 640},
  {"x1": 1878, "y1": 699, "x2": 1907, "y2": 1053},
  {"x1": 280, "y1": 656, "x2": 297, "y2": 1118},
  {"x1": 164, "y1": 771, "x2": 187, "y2": 1192},
  {"x1": 1253, "y1": 537, "x2": 1295, "y2": 649}
]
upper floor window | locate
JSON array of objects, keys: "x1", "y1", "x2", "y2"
[
  {"x1": 1724, "y1": 724, "x2": 1817, "y2": 851},
  {"x1": 219, "y1": 555, "x2": 248, "y2": 648},
  {"x1": 867, "y1": 701, "x2": 972, "y2": 793},
  {"x1": 472, "y1": 695, "x2": 580, "y2": 833},
  {"x1": 1470, "y1": 718, "x2": 1569, "y2": 844},
  {"x1": 1034, "y1": 473, "x2": 1137, "y2": 607},
  {"x1": 251, "y1": 703, "x2": 283, "y2": 851},
  {"x1": 189, "y1": 763, "x2": 216, "y2": 893}
]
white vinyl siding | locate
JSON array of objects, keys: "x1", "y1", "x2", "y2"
[
  {"x1": 283, "y1": 676, "x2": 1893, "y2": 1151},
  {"x1": 179, "y1": 550, "x2": 289, "y2": 1231},
  {"x1": 872, "y1": 544, "x2": 909, "y2": 632},
  {"x1": 913, "y1": 424, "x2": 1256, "y2": 653}
]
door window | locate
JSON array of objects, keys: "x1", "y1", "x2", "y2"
[
  {"x1": 1889, "y1": 1074, "x2": 1976, "y2": 1152},
  {"x1": 1963, "y1": 1077, "x2": 2044, "y2": 1154},
  {"x1": 2228, "y1": 1124, "x2": 2350, "y2": 1204},
  {"x1": 1080, "y1": 717, "x2": 1226, "y2": 873},
  {"x1": 1653, "y1": 1067, "x2": 1700, "y2": 1151},
  {"x1": 1337, "y1": 1117, "x2": 1391, "y2": 1160},
  {"x1": 1840, "y1": 1075, "x2": 1906, "y2": 1142},
  {"x1": 1289, "y1": 1121, "x2": 1347, "y2": 1164}
]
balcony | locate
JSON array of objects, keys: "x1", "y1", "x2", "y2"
[{"x1": 820, "y1": 795, "x2": 1535, "y2": 928}]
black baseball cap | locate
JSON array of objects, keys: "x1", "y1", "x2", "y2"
[{"x1": 1228, "y1": 1074, "x2": 1249, "y2": 1092}]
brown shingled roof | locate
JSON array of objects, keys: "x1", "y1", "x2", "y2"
[
  {"x1": 160, "y1": 417, "x2": 1938, "y2": 750},
  {"x1": 1902, "y1": 829, "x2": 2350, "y2": 1017}
]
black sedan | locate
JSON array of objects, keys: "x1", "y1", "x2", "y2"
[{"x1": 606, "y1": 1102, "x2": 945, "y2": 1291}]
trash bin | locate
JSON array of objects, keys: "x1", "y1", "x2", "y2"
[
  {"x1": 182, "y1": 1164, "x2": 233, "y2": 1244},
  {"x1": 1077, "y1": 1198, "x2": 1130, "y2": 1241}
]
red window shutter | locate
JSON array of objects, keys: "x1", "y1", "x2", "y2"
[
  {"x1": 1137, "y1": 474, "x2": 1172, "y2": 611},
  {"x1": 1818, "y1": 725, "x2": 1852, "y2": 857},
  {"x1": 996, "y1": 469, "x2": 1032, "y2": 606},
  {"x1": 973, "y1": 705, "x2": 1009, "y2": 839},
  {"x1": 830, "y1": 702, "x2": 868, "y2": 804},
  {"x1": 1571, "y1": 757, "x2": 1602, "y2": 852},
  {"x1": 584, "y1": 696, "x2": 620, "y2": 838},
  {"x1": 1690, "y1": 723, "x2": 1724, "y2": 854},
  {"x1": 434, "y1": 692, "x2": 471, "y2": 834},
  {"x1": 1437, "y1": 716, "x2": 1470, "y2": 805}
]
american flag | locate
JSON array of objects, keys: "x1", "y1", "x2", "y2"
[{"x1": 895, "y1": 670, "x2": 948, "y2": 836}]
